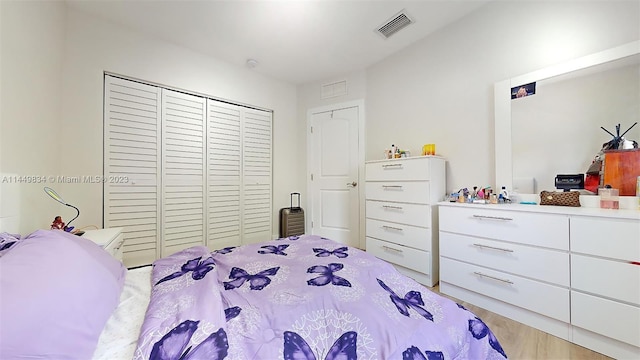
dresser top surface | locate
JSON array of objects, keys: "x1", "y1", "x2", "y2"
[
  {"x1": 438, "y1": 201, "x2": 640, "y2": 220},
  {"x1": 82, "y1": 228, "x2": 123, "y2": 246},
  {"x1": 366, "y1": 155, "x2": 445, "y2": 164}
]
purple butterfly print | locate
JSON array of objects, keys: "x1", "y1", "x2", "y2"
[
  {"x1": 403, "y1": 346, "x2": 425, "y2": 360},
  {"x1": 402, "y1": 346, "x2": 444, "y2": 360},
  {"x1": 223, "y1": 266, "x2": 280, "y2": 290},
  {"x1": 149, "y1": 320, "x2": 228, "y2": 360},
  {"x1": 213, "y1": 246, "x2": 236, "y2": 255},
  {"x1": 155, "y1": 256, "x2": 216, "y2": 286},
  {"x1": 0, "y1": 241, "x2": 16, "y2": 251},
  {"x1": 469, "y1": 317, "x2": 507, "y2": 358},
  {"x1": 276, "y1": 235, "x2": 300, "y2": 241},
  {"x1": 313, "y1": 247, "x2": 348, "y2": 258},
  {"x1": 283, "y1": 331, "x2": 357, "y2": 360},
  {"x1": 258, "y1": 244, "x2": 289, "y2": 256},
  {"x1": 224, "y1": 306, "x2": 241, "y2": 322},
  {"x1": 307, "y1": 263, "x2": 352, "y2": 287},
  {"x1": 376, "y1": 279, "x2": 433, "y2": 321},
  {"x1": 424, "y1": 352, "x2": 444, "y2": 360}
]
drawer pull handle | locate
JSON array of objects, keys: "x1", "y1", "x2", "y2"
[
  {"x1": 473, "y1": 271, "x2": 514, "y2": 285},
  {"x1": 472, "y1": 243, "x2": 514, "y2": 253},
  {"x1": 382, "y1": 205, "x2": 403, "y2": 210},
  {"x1": 472, "y1": 215, "x2": 513, "y2": 221},
  {"x1": 382, "y1": 225, "x2": 403, "y2": 231},
  {"x1": 382, "y1": 185, "x2": 403, "y2": 189},
  {"x1": 382, "y1": 164, "x2": 403, "y2": 168},
  {"x1": 382, "y1": 245, "x2": 403, "y2": 253}
]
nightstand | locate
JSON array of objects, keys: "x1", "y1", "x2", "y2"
[{"x1": 83, "y1": 228, "x2": 124, "y2": 262}]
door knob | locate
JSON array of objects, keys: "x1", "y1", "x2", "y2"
[{"x1": 347, "y1": 181, "x2": 357, "y2": 188}]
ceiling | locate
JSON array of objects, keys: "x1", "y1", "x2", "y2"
[{"x1": 66, "y1": 0, "x2": 491, "y2": 85}]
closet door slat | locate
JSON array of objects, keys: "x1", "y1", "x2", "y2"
[
  {"x1": 161, "y1": 89, "x2": 206, "y2": 257},
  {"x1": 207, "y1": 100, "x2": 242, "y2": 249},
  {"x1": 105, "y1": 76, "x2": 273, "y2": 265},
  {"x1": 242, "y1": 109, "x2": 273, "y2": 244},
  {"x1": 104, "y1": 75, "x2": 161, "y2": 267}
]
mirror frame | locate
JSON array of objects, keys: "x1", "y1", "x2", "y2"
[{"x1": 495, "y1": 40, "x2": 640, "y2": 194}]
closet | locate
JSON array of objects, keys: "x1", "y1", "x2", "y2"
[{"x1": 103, "y1": 75, "x2": 272, "y2": 267}]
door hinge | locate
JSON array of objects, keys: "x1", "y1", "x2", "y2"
[
  {"x1": 311, "y1": 221, "x2": 314, "y2": 228},
  {"x1": 310, "y1": 126, "x2": 313, "y2": 133},
  {"x1": 310, "y1": 173, "x2": 314, "y2": 181}
]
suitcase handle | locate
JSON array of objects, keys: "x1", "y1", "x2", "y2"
[{"x1": 290, "y1": 192, "x2": 301, "y2": 209}]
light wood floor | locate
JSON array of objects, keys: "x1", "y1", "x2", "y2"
[{"x1": 431, "y1": 285, "x2": 612, "y2": 360}]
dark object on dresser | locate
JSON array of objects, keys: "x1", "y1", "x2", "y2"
[
  {"x1": 555, "y1": 174, "x2": 584, "y2": 192},
  {"x1": 540, "y1": 190, "x2": 581, "y2": 207},
  {"x1": 279, "y1": 192, "x2": 305, "y2": 238}
]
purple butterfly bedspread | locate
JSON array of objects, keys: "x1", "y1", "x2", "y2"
[{"x1": 133, "y1": 235, "x2": 507, "y2": 360}]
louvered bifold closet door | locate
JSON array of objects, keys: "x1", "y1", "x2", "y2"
[
  {"x1": 207, "y1": 100, "x2": 242, "y2": 249},
  {"x1": 242, "y1": 108, "x2": 273, "y2": 244},
  {"x1": 104, "y1": 75, "x2": 161, "y2": 267},
  {"x1": 161, "y1": 89, "x2": 206, "y2": 256}
]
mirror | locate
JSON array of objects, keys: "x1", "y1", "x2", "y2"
[{"x1": 495, "y1": 40, "x2": 640, "y2": 195}]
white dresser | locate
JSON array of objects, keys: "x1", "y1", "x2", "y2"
[
  {"x1": 365, "y1": 156, "x2": 445, "y2": 287},
  {"x1": 83, "y1": 228, "x2": 125, "y2": 262},
  {"x1": 439, "y1": 202, "x2": 640, "y2": 359},
  {"x1": 570, "y1": 216, "x2": 640, "y2": 358}
]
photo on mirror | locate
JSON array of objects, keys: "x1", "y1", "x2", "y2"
[{"x1": 511, "y1": 82, "x2": 536, "y2": 99}]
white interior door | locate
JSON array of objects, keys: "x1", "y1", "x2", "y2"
[{"x1": 310, "y1": 106, "x2": 360, "y2": 247}]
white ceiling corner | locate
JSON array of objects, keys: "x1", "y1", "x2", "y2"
[{"x1": 65, "y1": 0, "x2": 491, "y2": 85}]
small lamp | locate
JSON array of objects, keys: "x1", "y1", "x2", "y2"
[{"x1": 44, "y1": 187, "x2": 80, "y2": 233}]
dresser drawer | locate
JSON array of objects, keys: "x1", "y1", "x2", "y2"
[
  {"x1": 572, "y1": 291, "x2": 640, "y2": 347},
  {"x1": 366, "y1": 200, "x2": 431, "y2": 228},
  {"x1": 366, "y1": 219, "x2": 431, "y2": 251},
  {"x1": 366, "y1": 237, "x2": 430, "y2": 275},
  {"x1": 365, "y1": 181, "x2": 430, "y2": 204},
  {"x1": 571, "y1": 254, "x2": 640, "y2": 306},
  {"x1": 570, "y1": 216, "x2": 640, "y2": 262},
  {"x1": 439, "y1": 206, "x2": 568, "y2": 250},
  {"x1": 440, "y1": 232, "x2": 569, "y2": 286},
  {"x1": 366, "y1": 159, "x2": 431, "y2": 181},
  {"x1": 440, "y1": 257, "x2": 570, "y2": 322}
]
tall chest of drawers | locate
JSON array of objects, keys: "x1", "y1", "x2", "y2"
[
  {"x1": 439, "y1": 202, "x2": 640, "y2": 359},
  {"x1": 365, "y1": 156, "x2": 445, "y2": 287}
]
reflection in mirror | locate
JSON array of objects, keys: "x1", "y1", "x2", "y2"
[
  {"x1": 511, "y1": 54, "x2": 640, "y2": 193},
  {"x1": 494, "y1": 40, "x2": 640, "y2": 200}
]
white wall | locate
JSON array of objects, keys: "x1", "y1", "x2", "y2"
[
  {"x1": 365, "y1": 0, "x2": 640, "y2": 194},
  {"x1": 3, "y1": 1, "x2": 639, "y2": 235},
  {"x1": 58, "y1": 7, "x2": 299, "y2": 237},
  {"x1": 0, "y1": 1, "x2": 67, "y2": 233},
  {"x1": 0, "y1": 3, "x2": 300, "y2": 235}
]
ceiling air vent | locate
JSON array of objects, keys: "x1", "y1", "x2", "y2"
[
  {"x1": 321, "y1": 80, "x2": 348, "y2": 99},
  {"x1": 377, "y1": 10, "x2": 413, "y2": 39}
]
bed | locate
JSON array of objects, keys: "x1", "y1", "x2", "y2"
[{"x1": 0, "y1": 231, "x2": 507, "y2": 360}]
